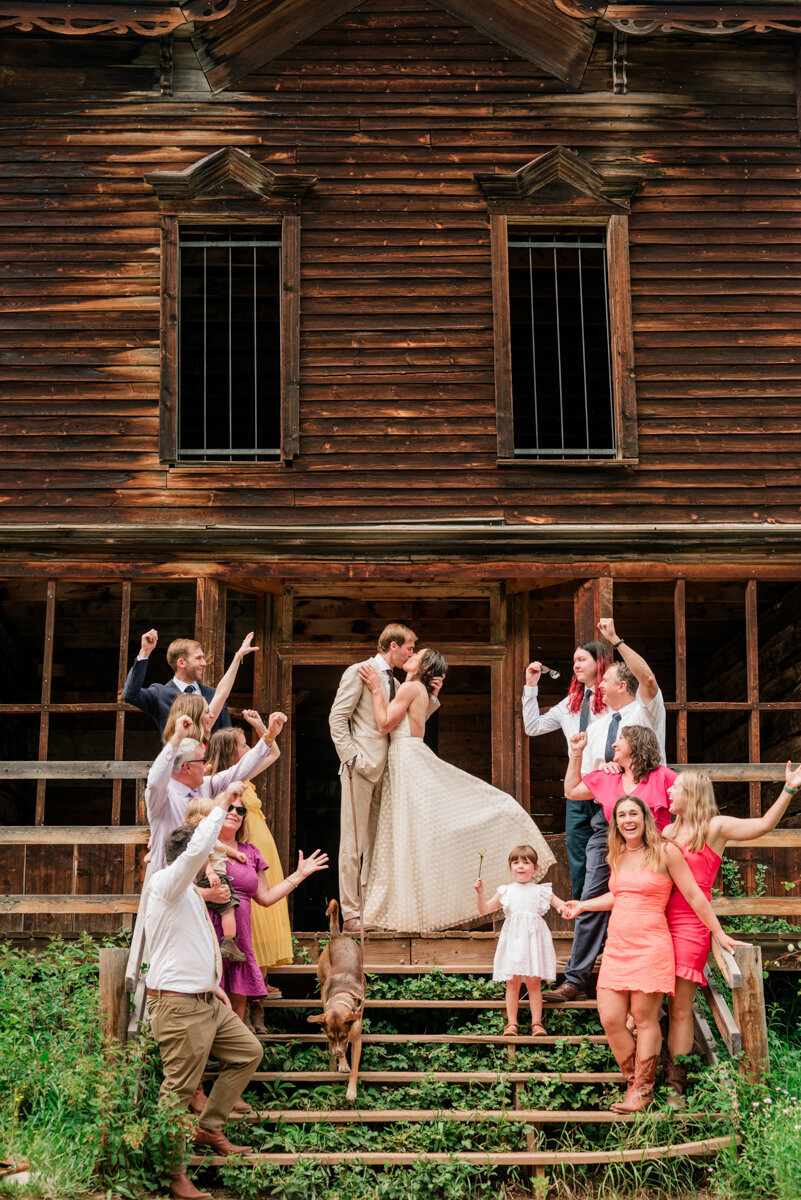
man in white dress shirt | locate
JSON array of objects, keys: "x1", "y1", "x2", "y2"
[
  {"x1": 329, "y1": 623, "x2": 440, "y2": 931},
  {"x1": 138, "y1": 800, "x2": 262, "y2": 1199},
  {"x1": 548, "y1": 618, "x2": 666, "y2": 1002},
  {"x1": 521, "y1": 639, "x2": 610, "y2": 898}
]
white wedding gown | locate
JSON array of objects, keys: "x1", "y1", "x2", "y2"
[{"x1": 362, "y1": 712, "x2": 556, "y2": 932}]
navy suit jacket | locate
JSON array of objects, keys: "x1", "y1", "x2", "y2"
[{"x1": 122, "y1": 656, "x2": 232, "y2": 735}]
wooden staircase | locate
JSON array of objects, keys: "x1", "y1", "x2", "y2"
[{"x1": 189, "y1": 938, "x2": 739, "y2": 1186}]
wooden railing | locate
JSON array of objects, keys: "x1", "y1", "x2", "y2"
[
  {"x1": 702, "y1": 938, "x2": 770, "y2": 1079},
  {"x1": 1, "y1": 761, "x2": 800, "y2": 918}
]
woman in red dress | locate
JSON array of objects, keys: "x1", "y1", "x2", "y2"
[
  {"x1": 661, "y1": 763, "x2": 801, "y2": 1104},
  {"x1": 563, "y1": 795, "x2": 744, "y2": 1114}
]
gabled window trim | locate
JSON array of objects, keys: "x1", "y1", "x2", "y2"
[
  {"x1": 478, "y1": 148, "x2": 641, "y2": 467},
  {"x1": 146, "y1": 148, "x2": 315, "y2": 467}
]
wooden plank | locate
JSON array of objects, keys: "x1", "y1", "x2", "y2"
[
  {"x1": 0, "y1": 762, "x2": 151, "y2": 779},
  {"x1": 745, "y1": 579, "x2": 761, "y2": 821},
  {"x1": 195, "y1": 578, "x2": 226, "y2": 683},
  {"x1": 710, "y1": 940, "x2": 742, "y2": 989},
  {"x1": 188, "y1": 1135, "x2": 738, "y2": 1166},
  {"x1": 674, "y1": 578, "x2": 688, "y2": 763},
  {"x1": 701, "y1": 979, "x2": 742, "y2": 1057},
  {"x1": 727, "y1": 830, "x2": 801, "y2": 848},
  {"x1": 255, "y1": 1034, "x2": 610, "y2": 1045},
  {"x1": 0, "y1": 827, "x2": 149, "y2": 845},
  {"x1": 34, "y1": 579, "x2": 56, "y2": 826},
  {"x1": 0, "y1": 894, "x2": 140, "y2": 915},
  {"x1": 235, "y1": 1108, "x2": 722, "y2": 1125},
  {"x1": 607, "y1": 215, "x2": 639, "y2": 461},
  {"x1": 712, "y1": 897, "x2": 801, "y2": 915},
  {"x1": 574, "y1": 578, "x2": 613, "y2": 644},
  {"x1": 489, "y1": 211, "x2": 512, "y2": 459},
  {"x1": 281, "y1": 212, "x2": 301, "y2": 461},
  {"x1": 98, "y1": 946, "x2": 130, "y2": 1044},
  {"x1": 262, "y1": 998, "x2": 599, "y2": 1009},
  {"x1": 278, "y1": 642, "x2": 507, "y2": 665},
  {"x1": 158, "y1": 215, "x2": 177, "y2": 461},
  {"x1": 730, "y1": 944, "x2": 769, "y2": 1079},
  {"x1": 112, "y1": 579, "x2": 131, "y2": 826},
  {"x1": 240, "y1": 1071, "x2": 623, "y2": 1084}
]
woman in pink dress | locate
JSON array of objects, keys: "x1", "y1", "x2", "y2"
[
  {"x1": 564, "y1": 724, "x2": 675, "y2": 831},
  {"x1": 563, "y1": 795, "x2": 745, "y2": 1114},
  {"x1": 661, "y1": 763, "x2": 801, "y2": 1104}
]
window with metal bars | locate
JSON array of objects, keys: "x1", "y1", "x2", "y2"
[
  {"x1": 178, "y1": 226, "x2": 281, "y2": 462},
  {"x1": 508, "y1": 226, "x2": 615, "y2": 459}
]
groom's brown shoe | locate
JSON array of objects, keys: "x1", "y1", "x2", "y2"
[
  {"x1": 545, "y1": 982, "x2": 587, "y2": 1003},
  {"x1": 343, "y1": 918, "x2": 376, "y2": 933}
]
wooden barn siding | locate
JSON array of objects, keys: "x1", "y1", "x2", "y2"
[{"x1": 1, "y1": 2, "x2": 800, "y2": 525}]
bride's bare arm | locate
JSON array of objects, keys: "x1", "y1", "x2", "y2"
[{"x1": 357, "y1": 665, "x2": 416, "y2": 734}]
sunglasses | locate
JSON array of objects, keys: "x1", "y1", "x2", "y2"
[{"x1": 227, "y1": 805, "x2": 247, "y2": 816}]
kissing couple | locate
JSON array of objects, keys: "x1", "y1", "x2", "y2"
[{"x1": 329, "y1": 623, "x2": 554, "y2": 933}]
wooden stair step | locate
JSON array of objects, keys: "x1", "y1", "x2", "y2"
[
  {"x1": 231, "y1": 1070, "x2": 622, "y2": 1084},
  {"x1": 189, "y1": 1134, "x2": 738, "y2": 1167},
  {"x1": 263, "y1": 998, "x2": 597, "y2": 1010},
  {"x1": 256, "y1": 1033, "x2": 610, "y2": 1045},
  {"x1": 236, "y1": 1108, "x2": 727, "y2": 1125}
]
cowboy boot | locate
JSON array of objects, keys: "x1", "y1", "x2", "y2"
[
  {"x1": 609, "y1": 1049, "x2": 637, "y2": 1113},
  {"x1": 243, "y1": 1004, "x2": 256, "y2": 1034},
  {"x1": 249, "y1": 1000, "x2": 268, "y2": 1036},
  {"x1": 614, "y1": 1051, "x2": 659, "y2": 1113},
  {"x1": 661, "y1": 1044, "x2": 688, "y2": 1110}
]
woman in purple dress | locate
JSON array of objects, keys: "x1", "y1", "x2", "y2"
[{"x1": 211, "y1": 799, "x2": 328, "y2": 1020}]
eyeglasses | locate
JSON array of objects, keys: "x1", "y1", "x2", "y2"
[
  {"x1": 539, "y1": 663, "x2": 561, "y2": 680},
  {"x1": 227, "y1": 805, "x2": 247, "y2": 816}
]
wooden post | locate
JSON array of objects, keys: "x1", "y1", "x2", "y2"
[
  {"x1": 512, "y1": 591, "x2": 530, "y2": 812},
  {"x1": 274, "y1": 585, "x2": 294, "y2": 868},
  {"x1": 730, "y1": 944, "x2": 769, "y2": 1080},
  {"x1": 195, "y1": 578, "x2": 227, "y2": 682},
  {"x1": 573, "y1": 578, "x2": 612, "y2": 644},
  {"x1": 99, "y1": 947, "x2": 130, "y2": 1044},
  {"x1": 674, "y1": 579, "x2": 688, "y2": 763}
]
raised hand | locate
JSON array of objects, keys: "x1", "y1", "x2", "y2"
[
  {"x1": 296, "y1": 849, "x2": 329, "y2": 878},
  {"x1": 597, "y1": 617, "x2": 618, "y2": 644},
  {"x1": 473, "y1": 877, "x2": 485, "y2": 893},
  {"x1": 430, "y1": 675, "x2": 445, "y2": 699},
  {"x1": 140, "y1": 628, "x2": 158, "y2": 657},
  {"x1": 786, "y1": 760, "x2": 801, "y2": 791},
  {"x1": 526, "y1": 661, "x2": 543, "y2": 687},
  {"x1": 266, "y1": 711, "x2": 288, "y2": 740},
  {"x1": 569, "y1": 731, "x2": 588, "y2": 758},
  {"x1": 236, "y1": 632, "x2": 258, "y2": 659},
  {"x1": 241, "y1": 709, "x2": 267, "y2": 736},
  {"x1": 175, "y1": 714, "x2": 194, "y2": 738},
  {"x1": 358, "y1": 663, "x2": 381, "y2": 693}
]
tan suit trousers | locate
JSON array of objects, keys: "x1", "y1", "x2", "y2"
[
  {"x1": 147, "y1": 993, "x2": 262, "y2": 1132},
  {"x1": 338, "y1": 768, "x2": 383, "y2": 922}
]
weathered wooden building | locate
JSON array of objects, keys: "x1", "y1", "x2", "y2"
[{"x1": 2, "y1": 0, "x2": 801, "y2": 929}]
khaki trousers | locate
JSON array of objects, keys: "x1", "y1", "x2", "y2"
[
  {"x1": 338, "y1": 768, "x2": 383, "y2": 922},
  {"x1": 147, "y1": 993, "x2": 262, "y2": 1132}
]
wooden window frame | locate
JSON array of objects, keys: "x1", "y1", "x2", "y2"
[
  {"x1": 158, "y1": 213, "x2": 300, "y2": 466},
  {"x1": 490, "y1": 212, "x2": 637, "y2": 465},
  {"x1": 145, "y1": 147, "x2": 316, "y2": 466}
]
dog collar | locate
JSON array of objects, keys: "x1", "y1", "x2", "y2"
[{"x1": 330, "y1": 996, "x2": 362, "y2": 1014}]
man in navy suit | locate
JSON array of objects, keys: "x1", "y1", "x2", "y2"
[{"x1": 123, "y1": 629, "x2": 232, "y2": 735}]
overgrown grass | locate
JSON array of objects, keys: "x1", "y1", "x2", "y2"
[{"x1": 0, "y1": 935, "x2": 185, "y2": 1198}]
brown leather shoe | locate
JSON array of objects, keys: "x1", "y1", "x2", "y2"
[
  {"x1": 545, "y1": 982, "x2": 587, "y2": 1003},
  {"x1": 192, "y1": 1127, "x2": 253, "y2": 1156},
  {"x1": 169, "y1": 1172, "x2": 212, "y2": 1200},
  {"x1": 232, "y1": 1097, "x2": 254, "y2": 1114},
  {"x1": 188, "y1": 1085, "x2": 206, "y2": 1114},
  {"x1": 342, "y1": 918, "x2": 376, "y2": 933}
]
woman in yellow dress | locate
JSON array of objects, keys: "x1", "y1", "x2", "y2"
[{"x1": 206, "y1": 723, "x2": 293, "y2": 1031}]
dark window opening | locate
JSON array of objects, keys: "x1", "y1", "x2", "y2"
[
  {"x1": 508, "y1": 226, "x2": 615, "y2": 459},
  {"x1": 178, "y1": 225, "x2": 281, "y2": 463}
]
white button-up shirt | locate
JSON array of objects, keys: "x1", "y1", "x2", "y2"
[
  {"x1": 522, "y1": 685, "x2": 605, "y2": 744},
  {"x1": 141, "y1": 806, "x2": 226, "y2": 994},
  {"x1": 145, "y1": 736, "x2": 274, "y2": 871},
  {"x1": 581, "y1": 689, "x2": 667, "y2": 774}
]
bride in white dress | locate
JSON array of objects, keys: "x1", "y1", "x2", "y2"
[{"x1": 359, "y1": 649, "x2": 555, "y2": 932}]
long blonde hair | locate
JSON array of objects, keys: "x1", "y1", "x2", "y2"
[
  {"x1": 164, "y1": 693, "x2": 207, "y2": 744},
  {"x1": 664, "y1": 770, "x2": 719, "y2": 853},
  {"x1": 607, "y1": 795, "x2": 663, "y2": 874}
]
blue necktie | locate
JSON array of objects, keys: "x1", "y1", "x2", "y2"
[
  {"x1": 604, "y1": 712, "x2": 621, "y2": 762},
  {"x1": 579, "y1": 688, "x2": 592, "y2": 733}
]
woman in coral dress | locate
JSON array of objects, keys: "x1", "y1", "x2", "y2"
[
  {"x1": 661, "y1": 764, "x2": 801, "y2": 1103},
  {"x1": 359, "y1": 648, "x2": 555, "y2": 933},
  {"x1": 563, "y1": 794, "x2": 744, "y2": 1114},
  {"x1": 206, "y1": 725, "x2": 293, "y2": 1020}
]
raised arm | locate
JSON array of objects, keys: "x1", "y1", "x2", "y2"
[
  {"x1": 208, "y1": 632, "x2": 258, "y2": 725},
  {"x1": 207, "y1": 710, "x2": 284, "y2": 794},
  {"x1": 597, "y1": 617, "x2": 658, "y2": 704},
  {"x1": 663, "y1": 842, "x2": 747, "y2": 953},
  {"x1": 144, "y1": 713, "x2": 195, "y2": 820},
  {"x1": 474, "y1": 879, "x2": 502, "y2": 915},
  {"x1": 122, "y1": 628, "x2": 159, "y2": 714},
  {"x1": 159, "y1": 805, "x2": 227, "y2": 904},
  {"x1": 708, "y1": 761, "x2": 801, "y2": 854},
  {"x1": 358, "y1": 665, "x2": 415, "y2": 734},
  {"x1": 522, "y1": 663, "x2": 565, "y2": 737},
  {"x1": 253, "y1": 848, "x2": 329, "y2": 907},
  {"x1": 565, "y1": 732, "x2": 595, "y2": 801}
]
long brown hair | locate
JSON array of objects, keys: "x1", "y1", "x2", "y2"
[
  {"x1": 618, "y1": 724, "x2": 661, "y2": 784},
  {"x1": 164, "y1": 693, "x2": 206, "y2": 744},
  {"x1": 205, "y1": 726, "x2": 241, "y2": 776},
  {"x1": 411, "y1": 648, "x2": 448, "y2": 694},
  {"x1": 607, "y1": 795, "x2": 663, "y2": 875},
  {"x1": 663, "y1": 771, "x2": 719, "y2": 853}
]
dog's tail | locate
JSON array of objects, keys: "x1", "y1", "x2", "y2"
[{"x1": 326, "y1": 898, "x2": 340, "y2": 936}]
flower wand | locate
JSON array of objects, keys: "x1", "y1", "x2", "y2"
[{"x1": 477, "y1": 850, "x2": 486, "y2": 879}]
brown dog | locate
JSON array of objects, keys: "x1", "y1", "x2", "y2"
[{"x1": 307, "y1": 899, "x2": 365, "y2": 1101}]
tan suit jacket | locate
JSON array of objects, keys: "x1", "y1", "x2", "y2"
[{"x1": 329, "y1": 660, "x2": 439, "y2": 784}]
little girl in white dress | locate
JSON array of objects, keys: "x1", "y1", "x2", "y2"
[{"x1": 475, "y1": 844, "x2": 567, "y2": 1037}]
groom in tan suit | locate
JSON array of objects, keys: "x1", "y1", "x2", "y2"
[{"x1": 329, "y1": 623, "x2": 438, "y2": 932}]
